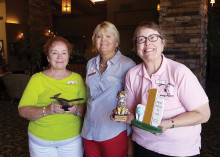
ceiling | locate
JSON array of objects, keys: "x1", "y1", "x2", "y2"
[{"x1": 53, "y1": 0, "x2": 107, "y2": 17}]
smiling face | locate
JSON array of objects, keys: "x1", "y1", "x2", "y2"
[
  {"x1": 95, "y1": 29, "x2": 119, "y2": 56},
  {"x1": 47, "y1": 41, "x2": 69, "y2": 70},
  {"x1": 136, "y1": 27, "x2": 165, "y2": 62}
]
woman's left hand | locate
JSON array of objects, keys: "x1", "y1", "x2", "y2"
[
  {"x1": 65, "y1": 103, "x2": 78, "y2": 115},
  {"x1": 157, "y1": 119, "x2": 172, "y2": 135},
  {"x1": 157, "y1": 102, "x2": 211, "y2": 135}
]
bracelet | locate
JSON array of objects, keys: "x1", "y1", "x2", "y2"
[
  {"x1": 43, "y1": 107, "x2": 46, "y2": 117},
  {"x1": 171, "y1": 119, "x2": 174, "y2": 128}
]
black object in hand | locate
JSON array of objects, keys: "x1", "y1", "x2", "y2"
[
  {"x1": 50, "y1": 93, "x2": 83, "y2": 111},
  {"x1": 62, "y1": 104, "x2": 70, "y2": 111}
]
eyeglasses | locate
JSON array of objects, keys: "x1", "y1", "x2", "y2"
[{"x1": 136, "y1": 34, "x2": 162, "y2": 44}]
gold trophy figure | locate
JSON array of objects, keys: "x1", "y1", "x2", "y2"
[{"x1": 114, "y1": 91, "x2": 128, "y2": 122}]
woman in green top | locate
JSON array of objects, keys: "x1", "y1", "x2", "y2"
[{"x1": 18, "y1": 36, "x2": 87, "y2": 157}]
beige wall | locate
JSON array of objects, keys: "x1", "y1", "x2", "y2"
[
  {"x1": 0, "y1": 0, "x2": 7, "y2": 62},
  {"x1": 6, "y1": 0, "x2": 28, "y2": 24},
  {"x1": 2, "y1": 0, "x2": 160, "y2": 72},
  {"x1": 55, "y1": 0, "x2": 159, "y2": 60},
  {"x1": 5, "y1": 0, "x2": 29, "y2": 72},
  {"x1": 107, "y1": 0, "x2": 158, "y2": 56},
  {"x1": 55, "y1": 15, "x2": 106, "y2": 60},
  {"x1": 0, "y1": 0, "x2": 28, "y2": 66},
  {"x1": 107, "y1": 0, "x2": 157, "y2": 23}
]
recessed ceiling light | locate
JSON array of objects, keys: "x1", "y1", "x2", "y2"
[{"x1": 90, "y1": 0, "x2": 106, "y2": 4}]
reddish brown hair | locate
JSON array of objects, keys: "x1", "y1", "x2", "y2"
[{"x1": 43, "y1": 36, "x2": 72, "y2": 56}]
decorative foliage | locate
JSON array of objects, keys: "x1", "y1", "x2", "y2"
[
  {"x1": 18, "y1": 36, "x2": 47, "y2": 73},
  {"x1": 207, "y1": 28, "x2": 220, "y2": 48},
  {"x1": 69, "y1": 47, "x2": 87, "y2": 64}
]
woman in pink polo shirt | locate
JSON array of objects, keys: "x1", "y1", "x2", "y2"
[{"x1": 124, "y1": 21, "x2": 211, "y2": 157}]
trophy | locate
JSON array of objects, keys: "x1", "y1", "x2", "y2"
[
  {"x1": 114, "y1": 91, "x2": 128, "y2": 122},
  {"x1": 50, "y1": 93, "x2": 83, "y2": 111},
  {"x1": 131, "y1": 89, "x2": 164, "y2": 133}
]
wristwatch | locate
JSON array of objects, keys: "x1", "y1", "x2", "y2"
[{"x1": 171, "y1": 119, "x2": 174, "y2": 128}]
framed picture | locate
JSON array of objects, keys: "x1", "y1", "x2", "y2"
[{"x1": 0, "y1": 40, "x2": 3, "y2": 51}]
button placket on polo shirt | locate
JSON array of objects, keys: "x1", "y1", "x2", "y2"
[{"x1": 151, "y1": 74, "x2": 159, "y2": 89}]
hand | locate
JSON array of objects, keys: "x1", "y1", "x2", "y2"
[
  {"x1": 110, "y1": 109, "x2": 135, "y2": 125},
  {"x1": 47, "y1": 102, "x2": 65, "y2": 115},
  {"x1": 126, "y1": 111, "x2": 135, "y2": 125},
  {"x1": 65, "y1": 103, "x2": 78, "y2": 115},
  {"x1": 110, "y1": 109, "x2": 118, "y2": 121},
  {"x1": 156, "y1": 119, "x2": 172, "y2": 135}
]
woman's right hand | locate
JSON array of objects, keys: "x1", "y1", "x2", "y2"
[
  {"x1": 18, "y1": 103, "x2": 64, "y2": 121},
  {"x1": 46, "y1": 102, "x2": 65, "y2": 115},
  {"x1": 110, "y1": 109, "x2": 135, "y2": 125},
  {"x1": 126, "y1": 111, "x2": 135, "y2": 125},
  {"x1": 110, "y1": 109, "x2": 117, "y2": 121}
]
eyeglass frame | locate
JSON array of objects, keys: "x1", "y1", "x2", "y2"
[{"x1": 136, "y1": 34, "x2": 163, "y2": 44}]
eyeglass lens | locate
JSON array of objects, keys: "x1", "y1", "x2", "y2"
[{"x1": 136, "y1": 34, "x2": 161, "y2": 43}]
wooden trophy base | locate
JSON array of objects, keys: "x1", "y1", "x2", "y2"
[
  {"x1": 114, "y1": 114, "x2": 127, "y2": 122},
  {"x1": 131, "y1": 119, "x2": 162, "y2": 133}
]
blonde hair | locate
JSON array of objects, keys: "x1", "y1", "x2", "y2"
[{"x1": 92, "y1": 21, "x2": 120, "y2": 52}]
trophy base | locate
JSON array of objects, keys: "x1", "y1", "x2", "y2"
[
  {"x1": 114, "y1": 114, "x2": 127, "y2": 122},
  {"x1": 131, "y1": 119, "x2": 162, "y2": 133},
  {"x1": 62, "y1": 105, "x2": 70, "y2": 111}
]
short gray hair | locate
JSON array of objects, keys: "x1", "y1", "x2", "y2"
[{"x1": 133, "y1": 21, "x2": 166, "y2": 51}]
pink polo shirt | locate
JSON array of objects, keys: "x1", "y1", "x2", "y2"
[{"x1": 125, "y1": 55, "x2": 209, "y2": 156}]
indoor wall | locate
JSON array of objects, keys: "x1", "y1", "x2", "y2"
[
  {"x1": 3, "y1": 0, "x2": 28, "y2": 72},
  {"x1": 0, "y1": 0, "x2": 7, "y2": 63},
  {"x1": 107, "y1": 0, "x2": 158, "y2": 56}
]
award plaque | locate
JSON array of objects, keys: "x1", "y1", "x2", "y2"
[
  {"x1": 131, "y1": 89, "x2": 164, "y2": 133},
  {"x1": 114, "y1": 91, "x2": 128, "y2": 122},
  {"x1": 50, "y1": 93, "x2": 83, "y2": 111}
]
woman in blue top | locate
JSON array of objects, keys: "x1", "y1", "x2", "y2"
[{"x1": 81, "y1": 21, "x2": 136, "y2": 157}]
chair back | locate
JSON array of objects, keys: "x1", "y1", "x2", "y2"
[{"x1": 2, "y1": 74, "x2": 31, "y2": 100}]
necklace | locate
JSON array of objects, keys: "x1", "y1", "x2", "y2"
[{"x1": 100, "y1": 62, "x2": 108, "y2": 68}]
